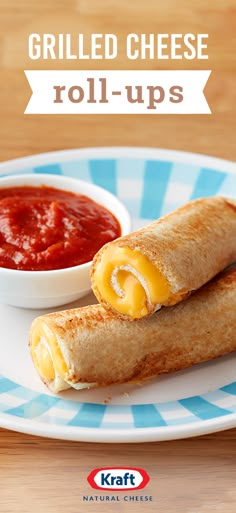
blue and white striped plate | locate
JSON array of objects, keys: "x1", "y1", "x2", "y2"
[{"x1": 0, "y1": 147, "x2": 236, "y2": 442}]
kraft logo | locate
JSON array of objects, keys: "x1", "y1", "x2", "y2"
[{"x1": 87, "y1": 467, "x2": 150, "y2": 491}]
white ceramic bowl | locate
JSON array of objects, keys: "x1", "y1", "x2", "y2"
[{"x1": 0, "y1": 173, "x2": 131, "y2": 308}]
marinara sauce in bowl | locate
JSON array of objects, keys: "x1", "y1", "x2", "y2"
[{"x1": 0, "y1": 174, "x2": 131, "y2": 308}]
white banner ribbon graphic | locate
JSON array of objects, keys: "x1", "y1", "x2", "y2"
[{"x1": 24, "y1": 70, "x2": 211, "y2": 114}]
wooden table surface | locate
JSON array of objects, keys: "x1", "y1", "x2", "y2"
[{"x1": 0, "y1": 1, "x2": 235, "y2": 512}]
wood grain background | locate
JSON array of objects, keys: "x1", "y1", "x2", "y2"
[
  {"x1": 0, "y1": 1, "x2": 236, "y2": 512},
  {"x1": 0, "y1": 0, "x2": 236, "y2": 163}
]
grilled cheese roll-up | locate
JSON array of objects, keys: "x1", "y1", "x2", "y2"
[
  {"x1": 91, "y1": 196, "x2": 236, "y2": 319},
  {"x1": 29, "y1": 268, "x2": 236, "y2": 393}
]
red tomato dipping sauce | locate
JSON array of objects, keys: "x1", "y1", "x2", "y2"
[{"x1": 0, "y1": 185, "x2": 121, "y2": 271}]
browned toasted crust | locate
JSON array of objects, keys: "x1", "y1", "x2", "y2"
[
  {"x1": 30, "y1": 268, "x2": 236, "y2": 392},
  {"x1": 91, "y1": 196, "x2": 236, "y2": 317}
]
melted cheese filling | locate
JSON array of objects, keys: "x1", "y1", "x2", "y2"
[
  {"x1": 93, "y1": 247, "x2": 170, "y2": 318},
  {"x1": 31, "y1": 321, "x2": 68, "y2": 383},
  {"x1": 31, "y1": 321, "x2": 97, "y2": 391}
]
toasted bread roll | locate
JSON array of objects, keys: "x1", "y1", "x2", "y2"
[
  {"x1": 91, "y1": 196, "x2": 236, "y2": 319},
  {"x1": 29, "y1": 268, "x2": 236, "y2": 393}
]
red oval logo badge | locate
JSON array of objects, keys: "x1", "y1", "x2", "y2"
[{"x1": 87, "y1": 467, "x2": 150, "y2": 491}]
